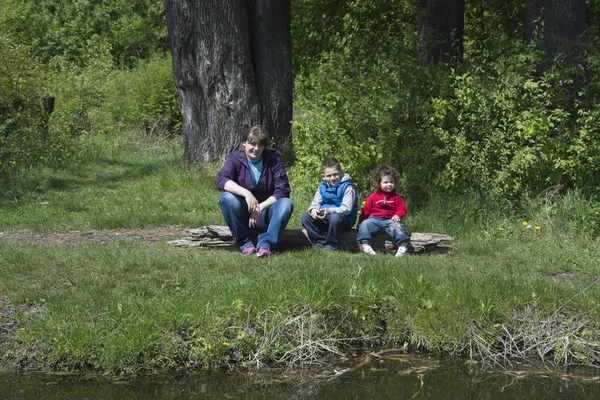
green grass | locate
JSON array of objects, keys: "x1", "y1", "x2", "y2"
[{"x1": 1, "y1": 133, "x2": 599, "y2": 373}]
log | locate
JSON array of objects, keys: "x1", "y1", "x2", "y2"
[{"x1": 168, "y1": 225, "x2": 453, "y2": 254}]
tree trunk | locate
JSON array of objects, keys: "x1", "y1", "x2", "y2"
[
  {"x1": 418, "y1": 0, "x2": 465, "y2": 63},
  {"x1": 526, "y1": 0, "x2": 585, "y2": 55},
  {"x1": 163, "y1": 0, "x2": 292, "y2": 164}
]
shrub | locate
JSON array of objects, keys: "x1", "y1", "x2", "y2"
[
  {"x1": 0, "y1": 42, "x2": 75, "y2": 174},
  {"x1": 93, "y1": 53, "x2": 180, "y2": 137},
  {"x1": 428, "y1": 37, "x2": 600, "y2": 197}
]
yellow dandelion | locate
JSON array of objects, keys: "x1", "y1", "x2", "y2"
[
  {"x1": 535, "y1": 226, "x2": 541, "y2": 230},
  {"x1": 11, "y1": 161, "x2": 16, "y2": 165},
  {"x1": 522, "y1": 221, "x2": 528, "y2": 226},
  {"x1": 204, "y1": 344, "x2": 212, "y2": 350},
  {"x1": 40, "y1": 156, "x2": 44, "y2": 160},
  {"x1": 498, "y1": 227, "x2": 503, "y2": 231},
  {"x1": 222, "y1": 341, "x2": 229, "y2": 347},
  {"x1": 362, "y1": 201, "x2": 366, "y2": 205}
]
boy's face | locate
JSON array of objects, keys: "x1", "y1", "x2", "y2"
[
  {"x1": 322, "y1": 166, "x2": 342, "y2": 186},
  {"x1": 380, "y1": 175, "x2": 396, "y2": 193}
]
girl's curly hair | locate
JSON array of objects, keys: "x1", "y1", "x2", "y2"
[{"x1": 371, "y1": 165, "x2": 399, "y2": 190}]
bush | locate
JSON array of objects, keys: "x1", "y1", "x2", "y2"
[
  {"x1": 46, "y1": 51, "x2": 179, "y2": 145},
  {"x1": 92, "y1": 53, "x2": 180, "y2": 137},
  {"x1": 428, "y1": 36, "x2": 600, "y2": 197},
  {"x1": 0, "y1": 42, "x2": 75, "y2": 174}
]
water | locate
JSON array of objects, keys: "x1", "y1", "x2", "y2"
[{"x1": 1, "y1": 355, "x2": 599, "y2": 399}]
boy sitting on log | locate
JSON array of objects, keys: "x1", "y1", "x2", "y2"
[{"x1": 300, "y1": 158, "x2": 358, "y2": 251}]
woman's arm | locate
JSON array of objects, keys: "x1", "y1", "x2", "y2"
[{"x1": 223, "y1": 180, "x2": 259, "y2": 214}]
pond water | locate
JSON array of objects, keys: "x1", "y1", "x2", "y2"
[{"x1": 1, "y1": 355, "x2": 599, "y2": 399}]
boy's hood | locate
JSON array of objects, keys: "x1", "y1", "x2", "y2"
[{"x1": 326, "y1": 173, "x2": 351, "y2": 186}]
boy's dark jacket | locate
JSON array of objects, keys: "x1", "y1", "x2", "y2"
[{"x1": 216, "y1": 148, "x2": 291, "y2": 203}]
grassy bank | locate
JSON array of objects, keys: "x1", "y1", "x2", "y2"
[{"x1": 1, "y1": 134, "x2": 599, "y2": 374}]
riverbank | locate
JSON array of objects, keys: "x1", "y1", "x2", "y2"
[
  {"x1": 1, "y1": 230, "x2": 599, "y2": 374},
  {"x1": 1, "y1": 135, "x2": 599, "y2": 374}
]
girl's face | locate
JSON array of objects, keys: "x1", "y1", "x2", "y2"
[
  {"x1": 242, "y1": 139, "x2": 265, "y2": 162},
  {"x1": 380, "y1": 175, "x2": 396, "y2": 193}
]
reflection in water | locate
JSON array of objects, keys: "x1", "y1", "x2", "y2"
[{"x1": 1, "y1": 355, "x2": 599, "y2": 399}]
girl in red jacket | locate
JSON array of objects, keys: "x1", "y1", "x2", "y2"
[{"x1": 356, "y1": 165, "x2": 410, "y2": 257}]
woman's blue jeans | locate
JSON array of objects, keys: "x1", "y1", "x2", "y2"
[
  {"x1": 356, "y1": 217, "x2": 409, "y2": 246},
  {"x1": 219, "y1": 192, "x2": 293, "y2": 250}
]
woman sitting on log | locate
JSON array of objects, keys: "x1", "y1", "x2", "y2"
[{"x1": 216, "y1": 125, "x2": 294, "y2": 257}]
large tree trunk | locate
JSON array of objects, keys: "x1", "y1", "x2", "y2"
[
  {"x1": 163, "y1": 0, "x2": 292, "y2": 164},
  {"x1": 418, "y1": 0, "x2": 464, "y2": 63},
  {"x1": 526, "y1": 0, "x2": 585, "y2": 56}
]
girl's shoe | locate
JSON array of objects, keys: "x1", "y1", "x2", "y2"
[
  {"x1": 361, "y1": 243, "x2": 376, "y2": 255},
  {"x1": 395, "y1": 244, "x2": 408, "y2": 257}
]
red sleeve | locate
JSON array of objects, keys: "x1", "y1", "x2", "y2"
[{"x1": 394, "y1": 194, "x2": 408, "y2": 220}]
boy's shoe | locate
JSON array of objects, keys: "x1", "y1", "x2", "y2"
[
  {"x1": 361, "y1": 243, "x2": 376, "y2": 255},
  {"x1": 256, "y1": 247, "x2": 272, "y2": 257},
  {"x1": 395, "y1": 244, "x2": 408, "y2": 257},
  {"x1": 241, "y1": 244, "x2": 256, "y2": 256},
  {"x1": 323, "y1": 245, "x2": 337, "y2": 251}
]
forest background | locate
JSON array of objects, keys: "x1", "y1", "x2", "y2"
[{"x1": 2, "y1": 0, "x2": 600, "y2": 205}]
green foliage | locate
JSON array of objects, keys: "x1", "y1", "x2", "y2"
[
  {"x1": 46, "y1": 48, "x2": 117, "y2": 142},
  {"x1": 0, "y1": 41, "x2": 76, "y2": 175},
  {"x1": 428, "y1": 35, "x2": 600, "y2": 197},
  {"x1": 92, "y1": 53, "x2": 180, "y2": 137},
  {"x1": 0, "y1": 0, "x2": 168, "y2": 67}
]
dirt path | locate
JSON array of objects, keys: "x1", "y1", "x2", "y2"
[{"x1": 0, "y1": 227, "x2": 190, "y2": 246}]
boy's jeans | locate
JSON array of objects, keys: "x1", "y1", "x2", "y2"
[
  {"x1": 356, "y1": 217, "x2": 409, "y2": 246},
  {"x1": 300, "y1": 212, "x2": 351, "y2": 249},
  {"x1": 219, "y1": 192, "x2": 293, "y2": 250}
]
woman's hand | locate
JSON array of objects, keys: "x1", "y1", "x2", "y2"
[{"x1": 244, "y1": 193, "x2": 260, "y2": 213}]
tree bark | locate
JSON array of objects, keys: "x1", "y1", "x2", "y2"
[
  {"x1": 163, "y1": 0, "x2": 292, "y2": 164},
  {"x1": 418, "y1": 0, "x2": 464, "y2": 63},
  {"x1": 526, "y1": 0, "x2": 585, "y2": 55}
]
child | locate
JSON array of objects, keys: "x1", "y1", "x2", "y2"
[
  {"x1": 300, "y1": 158, "x2": 358, "y2": 250},
  {"x1": 357, "y1": 165, "x2": 410, "y2": 257}
]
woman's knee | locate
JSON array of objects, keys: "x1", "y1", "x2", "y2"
[
  {"x1": 276, "y1": 197, "x2": 294, "y2": 213},
  {"x1": 219, "y1": 192, "x2": 244, "y2": 210}
]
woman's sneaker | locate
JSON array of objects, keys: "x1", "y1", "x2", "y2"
[
  {"x1": 256, "y1": 247, "x2": 272, "y2": 257},
  {"x1": 241, "y1": 244, "x2": 256, "y2": 256},
  {"x1": 395, "y1": 244, "x2": 408, "y2": 257},
  {"x1": 361, "y1": 243, "x2": 376, "y2": 255}
]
